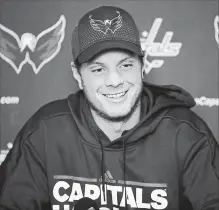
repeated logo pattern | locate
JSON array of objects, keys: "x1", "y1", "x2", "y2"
[
  {"x1": 0, "y1": 15, "x2": 66, "y2": 74},
  {"x1": 140, "y1": 18, "x2": 182, "y2": 74}
]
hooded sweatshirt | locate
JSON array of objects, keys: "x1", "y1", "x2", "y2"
[{"x1": 0, "y1": 82, "x2": 218, "y2": 210}]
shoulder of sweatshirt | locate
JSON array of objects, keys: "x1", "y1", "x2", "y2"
[
  {"x1": 15, "y1": 95, "x2": 73, "y2": 147},
  {"x1": 3, "y1": 96, "x2": 74, "y2": 168},
  {"x1": 35, "y1": 97, "x2": 72, "y2": 120},
  {"x1": 163, "y1": 106, "x2": 214, "y2": 137},
  {"x1": 162, "y1": 107, "x2": 218, "y2": 168}
]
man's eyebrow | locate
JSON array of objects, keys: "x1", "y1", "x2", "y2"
[
  {"x1": 87, "y1": 56, "x2": 134, "y2": 66},
  {"x1": 117, "y1": 56, "x2": 134, "y2": 65},
  {"x1": 87, "y1": 61, "x2": 105, "y2": 66}
]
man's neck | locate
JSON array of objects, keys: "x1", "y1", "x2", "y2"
[{"x1": 90, "y1": 102, "x2": 141, "y2": 141}]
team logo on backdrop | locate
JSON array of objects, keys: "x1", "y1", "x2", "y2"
[
  {"x1": 194, "y1": 16, "x2": 219, "y2": 108},
  {"x1": 52, "y1": 173, "x2": 168, "y2": 210},
  {"x1": 89, "y1": 11, "x2": 122, "y2": 35},
  {"x1": 195, "y1": 96, "x2": 219, "y2": 107},
  {"x1": 140, "y1": 18, "x2": 182, "y2": 74},
  {"x1": 0, "y1": 15, "x2": 66, "y2": 74},
  {"x1": 214, "y1": 15, "x2": 219, "y2": 45},
  {"x1": 0, "y1": 96, "x2": 19, "y2": 105}
]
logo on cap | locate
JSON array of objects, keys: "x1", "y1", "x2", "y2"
[{"x1": 89, "y1": 11, "x2": 122, "y2": 35}]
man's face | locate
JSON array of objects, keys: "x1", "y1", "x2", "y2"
[{"x1": 75, "y1": 49, "x2": 143, "y2": 121}]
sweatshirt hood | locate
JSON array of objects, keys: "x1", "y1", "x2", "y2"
[
  {"x1": 67, "y1": 81, "x2": 196, "y2": 209},
  {"x1": 67, "y1": 81, "x2": 195, "y2": 148}
]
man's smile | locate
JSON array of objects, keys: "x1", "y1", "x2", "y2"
[{"x1": 101, "y1": 90, "x2": 129, "y2": 102}]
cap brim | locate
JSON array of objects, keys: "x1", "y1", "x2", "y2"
[{"x1": 77, "y1": 40, "x2": 143, "y2": 64}]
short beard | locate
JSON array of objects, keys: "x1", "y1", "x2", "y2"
[{"x1": 83, "y1": 85, "x2": 143, "y2": 123}]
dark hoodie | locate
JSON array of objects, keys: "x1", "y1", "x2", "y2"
[{"x1": 0, "y1": 82, "x2": 218, "y2": 210}]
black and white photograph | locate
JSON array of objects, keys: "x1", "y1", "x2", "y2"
[{"x1": 0, "y1": 0, "x2": 218, "y2": 209}]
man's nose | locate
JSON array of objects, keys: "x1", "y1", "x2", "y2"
[{"x1": 105, "y1": 70, "x2": 123, "y2": 87}]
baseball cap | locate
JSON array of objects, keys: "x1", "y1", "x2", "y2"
[{"x1": 71, "y1": 5, "x2": 143, "y2": 64}]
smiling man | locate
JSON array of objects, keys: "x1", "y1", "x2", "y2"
[
  {"x1": 0, "y1": 5, "x2": 219, "y2": 210},
  {"x1": 72, "y1": 49, "x2": 144, "y2": 140}
]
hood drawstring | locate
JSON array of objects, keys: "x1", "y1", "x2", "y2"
[
  {"x1": 97, "y1": 131, "x2": 128, "y2": 209},
  {"x1": 123, "y1": 138, "x2": 127, "y2": 209},
  {"x1": 97, "y1": 132, "x2": 106, "y2": 203}
]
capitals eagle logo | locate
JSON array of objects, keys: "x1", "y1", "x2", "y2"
[
  {"x1": 0, "y1": 15, "x2": 66, "y2": 74},
  {"x1": 89, "y1": 11, "x2": 122, "y2": 35}
]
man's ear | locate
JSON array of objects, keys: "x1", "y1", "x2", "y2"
[
  {"x1": 141, "y1": 66, "x2": 145, "y2": 79},
  {"x1": 71, "y1": 62, "x2": 83, "y2": 90}
]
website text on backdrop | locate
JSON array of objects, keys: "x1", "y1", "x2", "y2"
[{"x1": 0, "y1": 5, "x2": 219, "y2": 210}]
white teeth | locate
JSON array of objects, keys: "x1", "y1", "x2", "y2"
[{"x1": 105, "y1": 91, "x2": 126, "y2": 98}]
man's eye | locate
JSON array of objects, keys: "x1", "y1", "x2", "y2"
[
  {"x1": 91, "y1": 68, "x2": 104, "y2": 73},
  {"x1": 120, "y1": 63, "x2": 133, "y2": 69}
]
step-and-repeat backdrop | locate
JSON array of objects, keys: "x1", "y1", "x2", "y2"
[{"x1": 0, "y1": 0, "x2": 218, "y2": 164}]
